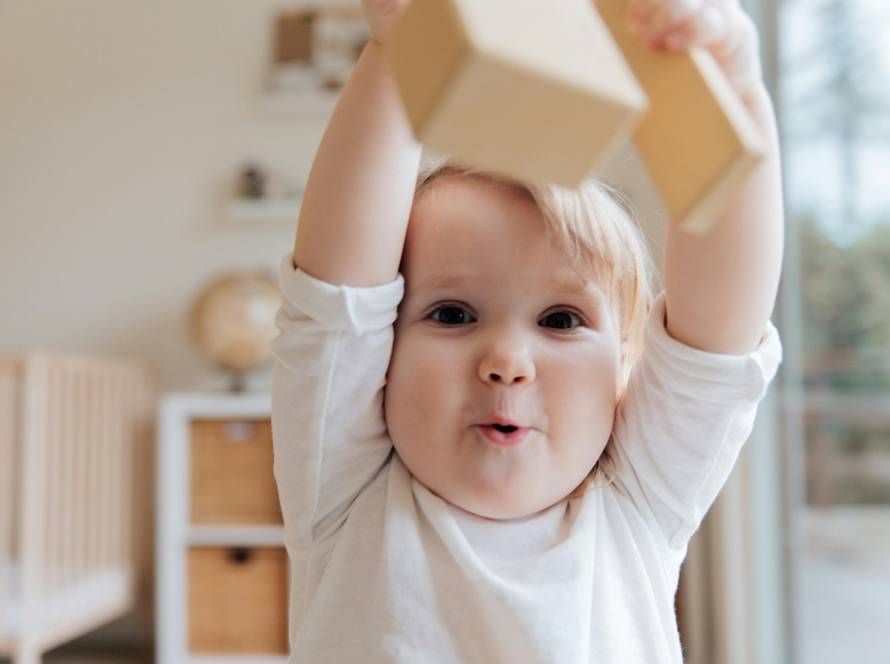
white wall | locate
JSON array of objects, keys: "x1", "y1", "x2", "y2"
[
  {"x1": 1, "y1": 0, "x2": 325, "y2": 391},
  {"x1": 0, "y1": 0, "x2": 665, "y2": 394}
]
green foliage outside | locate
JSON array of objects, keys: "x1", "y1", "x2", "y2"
[
  {"x1": 798, "y1": 213, "x2": 890, "y2": 392},
  {"x1": 797, "y1": 213, "x2": 890, "y2": 504}
]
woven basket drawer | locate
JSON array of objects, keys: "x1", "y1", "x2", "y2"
[
  {"x1": 190, "y1": 419, "x2": 282, "y2": 525},
  {"x1": 187, "y1": 546, "x2": 288, "y2": 654}
]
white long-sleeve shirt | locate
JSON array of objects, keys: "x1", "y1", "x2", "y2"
[{"x1": 270, "y1": 252, "x2": 782, "y2": 663}]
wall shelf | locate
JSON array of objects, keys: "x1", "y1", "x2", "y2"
[
  {"x1": 228, "y1": 197, "x2": 302, "y2": 223},
  {"x1": 252, "y1": 88, "x2": 339, "y2": 121}
]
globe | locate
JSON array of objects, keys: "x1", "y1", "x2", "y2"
[{"x1": 188, "y1": 269, "x2": 282, "y2": 389}]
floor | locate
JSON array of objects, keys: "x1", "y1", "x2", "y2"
[
  {"x1": 1, "y1": 653, "x2": 150, "y2": 664},
  {"x1": 798, "y1": 506, "x2": 890, "y2": 664},
  {"x1": 44, "y1": 656, "x2": 151, "y2": 664}
]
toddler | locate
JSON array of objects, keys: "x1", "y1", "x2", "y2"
[{"x1": 271, "y1": 0, "x2": 784, "y2": 661}]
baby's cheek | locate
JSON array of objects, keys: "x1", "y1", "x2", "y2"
[
  {"x1": 555, "y1": 351, "x2": 619, "y2": 423},
  {"x1": 386, "y1": 337, "x2": 458, "y2": 483},
  {"x1": 388, "y1": 334, "x2": 446, "y2": 424},
  {"x1": 405, "y1": 345, "x2": 455, "y2": 419}
]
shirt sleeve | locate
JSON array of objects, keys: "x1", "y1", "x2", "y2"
[
  {"x1": 605, "y1": 291, "x2": 783, "y2": 553},
  {"x1": 270, "y1": 252, "x2": 404, "y2": 547}
]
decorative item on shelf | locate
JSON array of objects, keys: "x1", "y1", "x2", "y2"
[
  {"x1": 268, "y1": 5, "x2": 368, "y2": 94},
  {"x1": 270, "y1": 9, "x2": 318, "y2": 94},
  {"x1": 312, "y1": 5, "x2": 369, "y2": 90},
  {"x1": 188, "y1": 270, "x2": 282, "y2": 392},
  {"x1": 232, "y1": 162, "x2": 304, "y2": 223},
  {"x1": 238, "y1": 161, "x2": 295, "y2": 200},
  {"x1": 239, "y1": 162, "x2": 266, "y2": 199},
  {"x1": 274, "y1": 10, "x2": 314, "y2": 66}
]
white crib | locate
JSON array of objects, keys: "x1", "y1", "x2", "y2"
[{"x1": 0, "y1": 353, "x2": 155, "y2": 664}]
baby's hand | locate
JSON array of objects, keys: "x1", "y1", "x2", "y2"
[
  {"x1": 362, "y1": 0, "x2": 409, "y2": 46},
  {"x1": 626, "y1": 0, "x2": 764, "y2": 97}
]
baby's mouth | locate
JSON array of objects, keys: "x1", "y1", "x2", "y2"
[{"x1": 476, "y1": 423, "x2": 531, "y2": 446}]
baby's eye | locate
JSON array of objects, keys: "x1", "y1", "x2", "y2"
[
  {"x1": 539, "y1": 310, "x2": 584, "y2": 330},
  {"x1": 428, "y1": 304, "x2": 475, "y2": 327}
]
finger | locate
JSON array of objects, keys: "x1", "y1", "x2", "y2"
[
  {"x1": 659, "y1": 4, "x2": 762, "y2": 94},
  {"x1": 627, "y1": 0, "x2": 664, "y2": 32},
  {"x1": 646, "y1": 0, "x2": 704, "y2": 38},
  {"x1": 658, "y1": 3, "x2": 732, "y2": 50}
]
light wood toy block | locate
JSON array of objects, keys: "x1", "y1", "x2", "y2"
[
  {"x1": 388, "y1": 0, "x2": 767, "y2": 233},
  {"x1": 596, "y1": 0, "x2": 766, "y2": 234},
  {"x1": 386, "y1": 0, "x2": 648, "y2": 188}
]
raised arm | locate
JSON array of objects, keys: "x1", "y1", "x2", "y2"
[
  {"x1": 664, "y1": 84, "x2": 783, "y2": 354},
  {"x1": 293, "y1": 5, "x2": 422, "y2": 288},
  {"x1": 272, "y1": 3, "x2": 422, "y2": 548},
  {"x1": 628, "y1": 0, "x2": 784, "y2": 354}
]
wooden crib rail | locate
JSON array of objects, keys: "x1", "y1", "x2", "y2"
[{"x1": 0, "y1": 352, "x2": 156, "y2": 656}]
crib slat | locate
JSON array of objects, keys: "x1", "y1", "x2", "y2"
[
  {"x1": 54, "y1": 360, "x2": 70, "y2": 594},
  {"x1": 82, "y1": 360, "x2": 95, "y2": 580},
  {"x1": 68, "y1": 360, "x2": 79, "y2": 586},
  {"x1": 43, "y1": 362, "x2": 56, "y2": 595},
  {"x1": 98, "y1": 363, "x2": 111, "y2": 570},
  {"x1": 77, "y1": 360, "x2": 88, "y2": 585},
  {"x1": 92, "y1": 361, "x2": 103, "y2": 570},
  {"x1": 63, "y1": 360, "x2": 76, "y2": 590},
  {"x1": 54, "y1": 363, "x2": 67, "y2": 591},
  {"x1": 84, "y1": 363, "x2": 96, "y2": 576},
  {"x1": 111, "y1": 364, "x2": 123, "y2": 570},
  {"x1": 119, "y1": 367, "x2": 133, "y2": 570},
  {"x1": 65, "y1": 364, "x2": 79, "y2": 590},
  {"x1": 94, "y1": 362, "x2": 105, "y2": 573},
  {"x1": 101, "y1": 362, "x2": 112, "y2": 569},
  {"x1": 77, "y1": 361, "x2": 90, "y2": 586},
  {"x1": 0, "y1": 359, "x2": 21, "y2": 610},
  {"x1": 44, "y1": 361, "x2": 61, "y2": 596},
  {"x1": 132, "y1": 367, "x2": 154, "y2": 600},
  {"x1": 110, "y1": 365, "x2": 124, "y2": 569},
  {"x1": 19, "y1": 354, "x2": 49, "y2": 641}
]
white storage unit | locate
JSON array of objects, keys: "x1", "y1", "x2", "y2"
[{"x1": 156, "y1": 392, "x2": 289, "y2": 664}]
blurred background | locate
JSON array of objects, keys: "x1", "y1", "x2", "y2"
[{"x1": 1, "y1": 0, "x2": 888, "y2": 663}]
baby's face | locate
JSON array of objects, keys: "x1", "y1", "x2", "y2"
[{"x1": 385, "y1": 175, "x2": 621, "y2": 520}]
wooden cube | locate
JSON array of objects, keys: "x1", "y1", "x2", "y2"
[
  {"x1": 386, "y1": 0, "x2": 648, "y2": 188},
  {"x1": 596, "y1": 0, "x2": 766, "y2": 233}
]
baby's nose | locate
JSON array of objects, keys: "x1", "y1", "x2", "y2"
[
  {"x1": 486, "y1": 371, "x2": 529, "y2": 385},
  {"x1": 478, "y1": 351, "x2": 536, "y2": 386}
]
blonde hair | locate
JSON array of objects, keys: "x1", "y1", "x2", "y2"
[{"x1": 412, "y1": 157, "x2": 656, "y2": 498}]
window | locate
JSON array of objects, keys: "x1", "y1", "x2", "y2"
[{"x1": 780, "y1": 0, "x2": 890, "y2": 661}]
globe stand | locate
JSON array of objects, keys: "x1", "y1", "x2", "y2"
[{"x1": 227, "y1": 371, "x2": 248, "y2": 393}]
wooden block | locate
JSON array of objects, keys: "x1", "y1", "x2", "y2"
[
  {"x1": 596, "y1": 0, "x2": 766, "y2": 233},
  {"x1": 387, "y1": 0, "x2": 648, "y2": 188},
  {"x1": 188, "y1": 546, "x2": 288, "y2": 654},
  {"x1": 189, "y1": 419, "x2": 283, "y2": 526}
]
